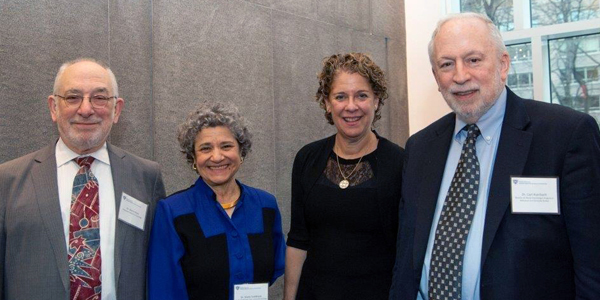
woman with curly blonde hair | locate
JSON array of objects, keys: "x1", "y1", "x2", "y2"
[{"x1": 284, "y1": 53, "x2": 405, "y2": 299}]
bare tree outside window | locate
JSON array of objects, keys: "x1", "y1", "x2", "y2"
[
  {"x1": 460, "y1": 0, "x2": 599, "y2": 124},
  {"x1": 549, "y1": 34, "x2": 600, "y2": 122},
  {"x1": 460, "y1": 0, "x2": 515, "y2": 31},
  {"x1": 532, "y1": 0, "x2": 599, "y2": 26},
  {"x1": 531, "y1": 0, "x2": 600, "y2": 122}
]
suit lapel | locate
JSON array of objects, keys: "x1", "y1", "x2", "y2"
[
  {"x1": 413, "y1": 115, "x2": 455, "y2": 272},
  {"x1": 108, "y1": 144, "x2": 127, "y2": 287},
  {"x1": 30, "y1": 144, "x2": 70, "y2": 291},
  {"x1": 481, "y1": 90, "x2": 532, "y2": 267}
]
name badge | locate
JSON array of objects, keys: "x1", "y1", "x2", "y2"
[
  {"x1": 510, "y1": 177, "x2": 560, "y2": 214},
  {"x1": 234, "y1": 283, "x2": 268, "y2": 300},
  {"x1": 118, "y1": 192, "x2": 148, "y2": 230}
]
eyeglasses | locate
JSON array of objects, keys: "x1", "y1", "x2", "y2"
[{"x1": 54, "y1": 94, "x2": 117, "y2": 108}]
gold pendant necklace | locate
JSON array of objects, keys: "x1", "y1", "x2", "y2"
[{"x1": 336, "y1": 153, "x2": 363, "y2": 189}]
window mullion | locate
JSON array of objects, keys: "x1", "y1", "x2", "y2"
[
  {"x1": 513, "y1": 0, "x2": 532, "y2": 30},
  {"x1": 530, "y1": 35, "x2": 546, "y2": 101}
]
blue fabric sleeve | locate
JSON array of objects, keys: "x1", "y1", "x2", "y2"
[
  {"x1": 270, "y1": 200, "x2": 286, "y2": 284},
  {"x1": 147, "y1": 200, "x2": 189, "y2": 300}
]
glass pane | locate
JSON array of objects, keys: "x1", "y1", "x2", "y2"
[
  {"x1": 507, "y1": 43, "x2": 534, "y2": 99},
  {"x1": 591, "y1": 95, "x2": 600, "y2": 108},
  {"x1": 549, "y1": 33, "x2": 600, "y2": 124},
  {"x1": 460, "y1": 0, "x2": 514, "y2": 31},
  {"x1": 508, "y1": 74, "x2": 518, "y2": 86},
  {"x1": 532, "y1": 0, "x2": 599, "y2": 27},
  {"x1": 589, "y1": 67, "x2": 599, "y2": 81}
]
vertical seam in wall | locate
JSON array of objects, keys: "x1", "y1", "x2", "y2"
[
  {"x1": 108, "y1": 0, "x2": 111, "y2": 65},
  {"x1": 150, "y1": 0, "x2": 155, "y2": 160},
  {"x1": 107, "y1": 0, "x2": 112, "y2": 144},
  {"x1": 384, "y1": 37, "x2": 392, "y2": 136},
  {"x1": 269, "y1": 8, "x2": 277, "y2": 197},
  {"x1": 369, "y1": 0, "x2": 373, "y2": 34}
]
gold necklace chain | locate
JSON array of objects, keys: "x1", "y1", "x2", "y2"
[
  {"x1": 220, "y1": 199, "x2": 239, "y2": 209},
  {"x1": 336, "y1": 153, "x2": 363, "y2": 189}
]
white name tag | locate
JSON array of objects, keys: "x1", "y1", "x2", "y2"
[
  {"x1": 234, "y1": 283, "x2": 268, "y2": 300},
  {"x1": 510, "y1": 177, "x2": 560, "y2": 214},
  {"x1": 118, "y1": 192, "x2": 148, "y2": 230}
]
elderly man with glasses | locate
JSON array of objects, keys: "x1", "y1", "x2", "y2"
[
  {"x1": 390, "y1": 13, "x2": 600, "y2": 300},
  {"x1": 0, "y1": 58, "x2": 166, "y2": 300}
]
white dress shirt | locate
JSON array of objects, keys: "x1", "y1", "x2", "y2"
[{"x1": 55, "y1": 138, "x2": 116, "y2": 300}]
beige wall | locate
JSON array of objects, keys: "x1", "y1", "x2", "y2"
[{"x1": 405, "y1": 0, "x2": 452, "y2": 135}]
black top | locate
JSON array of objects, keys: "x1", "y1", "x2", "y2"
[{"x1": 287, "y1": 133, "x2": 405, "y2": 299}]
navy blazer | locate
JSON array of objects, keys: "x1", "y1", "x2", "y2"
[{"x1": 390, "y1": 88, "x2": 600, "y2": 300}]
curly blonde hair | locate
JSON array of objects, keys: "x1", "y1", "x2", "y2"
[{"x1": 315, "y1": 53, "x2": 388, "y2": 125}]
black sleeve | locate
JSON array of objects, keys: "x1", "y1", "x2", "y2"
[{"x1": 286, "y1": 148, "x2": 310, "y2": 250}]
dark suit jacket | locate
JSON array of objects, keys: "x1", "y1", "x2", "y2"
[
  {"x1": 0, "y1": 143, "x2": 166, "y2": 300},
  {"x1": 390, "y1": 88, "x2": 600, "y2": 300}
]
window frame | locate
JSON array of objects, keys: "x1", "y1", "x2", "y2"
[{"x1": 446, "y1": 0, "x2": 600, "y2": 103}]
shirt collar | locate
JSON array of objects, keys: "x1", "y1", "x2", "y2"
[
  {"x1": 55, "y1": 138, "x2": 111, "y2": 167},
  {"x1": 454, "y1": 87, "x2": 507, "y2": 145},
  {"x1": 194, "y1": 177, "x2": 247, "y2": 206}
]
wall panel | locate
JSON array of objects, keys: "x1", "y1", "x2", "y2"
[{"x1": 0, "y1": 0, "x2": 408, "y2": 297}]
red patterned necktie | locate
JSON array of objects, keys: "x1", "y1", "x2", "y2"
[{"x1": 68, "y1": 156, "x2": 102, "y2": 300}]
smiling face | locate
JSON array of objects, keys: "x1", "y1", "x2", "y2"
[
  {"x1": 48, "y1": 61, "x2": 124, "y2": 154},
  {"x1": 194, "y1": 126, "x2": 242, "y2": 189},
  {"x1": 431, "y1": 17, "x2": 509, "y2": 124},
  {"x1": 325, "y1": 71, "x2": 378, "y2": 142}
]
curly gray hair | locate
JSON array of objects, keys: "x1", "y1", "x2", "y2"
[{"x1": 178, "y1": 102, "x2": 252, "y2": 167}]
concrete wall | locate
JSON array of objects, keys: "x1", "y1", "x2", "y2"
[{"x1": 0, "y1": 0, "x2": 408, "y2": 296}]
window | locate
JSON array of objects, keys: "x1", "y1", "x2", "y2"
[
  {"x1": 507, "y1": 43, "x2": 534, "y2": 98},
  {"x1": 588, "y1": 67, "x2": 599, "y2": 81},
  {"x1": 460, "y1": 0, "x2": 515, "y2": 31},
  {"x1": 451, "y1": 0, "x2": 600, "y2": 124},
  {"x1": 550, "y1": 34, "x2": 600, "y2": 117},
  {"x1": 579, "y1": 38, "x2": 600, "y2": 53},
  {"x1": 531, "y1": 0, "x2": 599, "y2": 27},
  {"x1": 591, "y1": 95, "x2": 600, "y2": 108},
  {"x1": 570, "y1": 66, "x2": 599, "y2": 82},
  {"x1": 508, "y1": 43, "x2": 532, "y2": 60}
]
